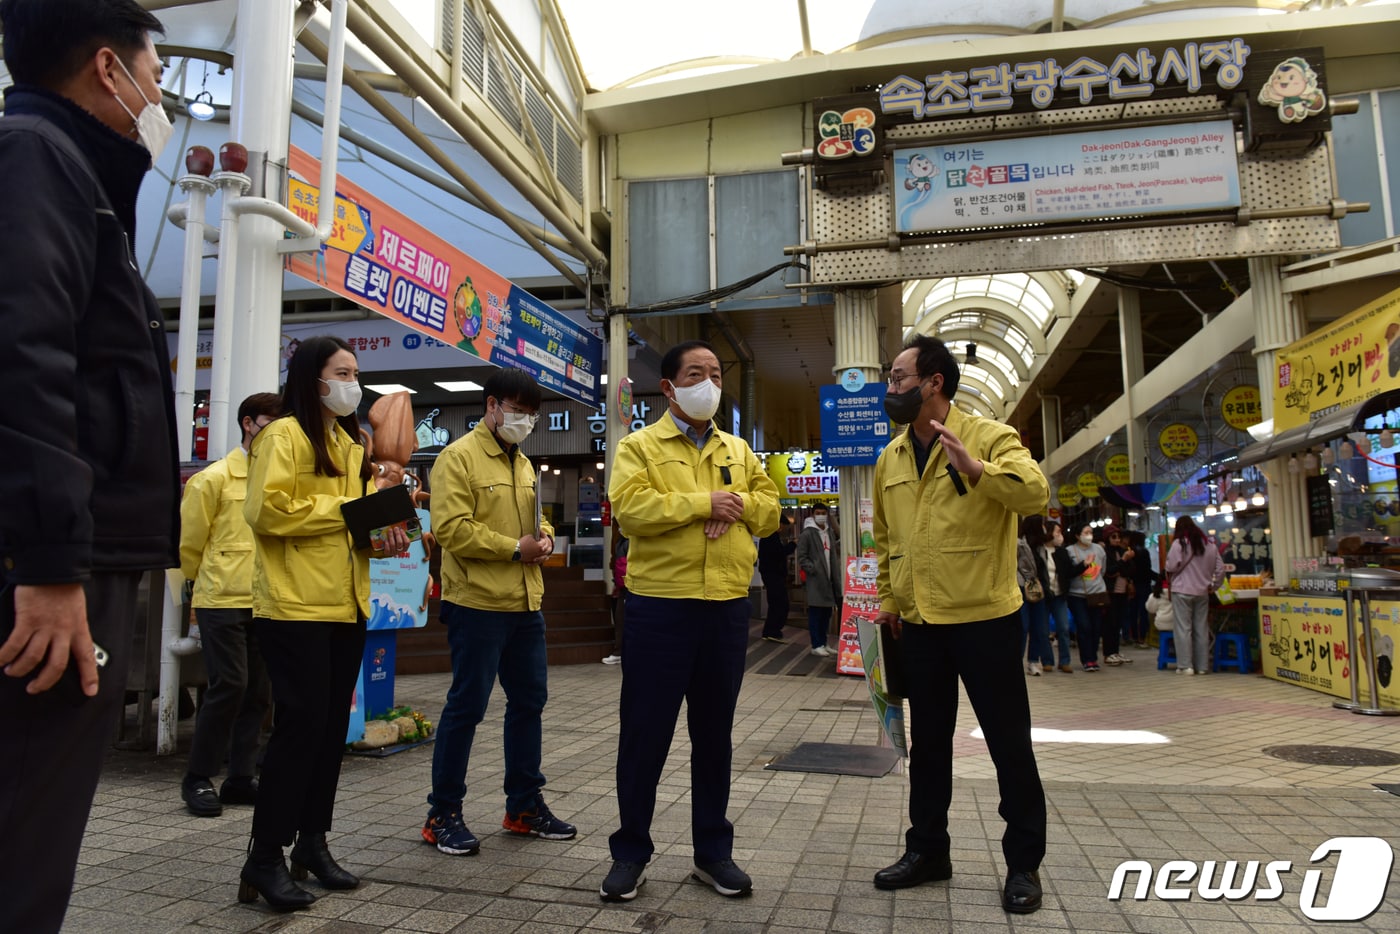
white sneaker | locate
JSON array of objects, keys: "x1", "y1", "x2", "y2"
[
  {"x1": 1177, "y1": 667, "x2": 1194, "y2": 675},
  {"x1": 811, "y1": 645, "x2": 832, "y2": 657},
  {"x1": 601, "y1": 654, "x2": 622, "y2": 665},
  {"x1": 1104, "y1": 653, "x2": 1124, "y2": 666},
  {"x1": 1029, "y1": 662, "x2": 1043, "y2": 676}
]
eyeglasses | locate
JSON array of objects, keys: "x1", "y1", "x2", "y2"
[
  {"x1": 500, "y1": 401, "x2": 539, "y2": 423},
  {"x1": 887, "y1": 370, "x2": 920, "y2": 390}
]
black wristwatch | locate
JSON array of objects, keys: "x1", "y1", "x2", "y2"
[{"x1": 512, "y1": 543, "x2": 522, "y2": 561}]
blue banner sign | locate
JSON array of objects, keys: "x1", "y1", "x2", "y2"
[{"x1": 819, "y1": 384, "x2": 890, "y2": 466}]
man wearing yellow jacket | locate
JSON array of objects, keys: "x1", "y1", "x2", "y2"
[
  {"x1": 871, "y1": 335, "x2": 1050, "y2": 915},
  {"x1": 599, "y1": 341, "x2": 780, "y2": 903},
  {"x1": 422, "y1": 367, "x2": 575, "y2": 858},
  {"x1": 178, "y1": 392, "x2": 281, "y2": 817}
]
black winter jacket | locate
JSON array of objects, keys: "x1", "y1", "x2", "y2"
[{"x1": 0, "y1": 87, "x2": 179, "y2": 584}]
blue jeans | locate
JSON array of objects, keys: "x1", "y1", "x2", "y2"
[
  {"x1": 1021, "y1": 597, "x2": 1053, "y2": 666},
  {"x1": 429, "y1": 603, "x2": 548, "y2": 817},
  {"x1": 1046, "y1": 595, "x2": 1072, "y2": 666},
  {"x1": 1067, "y1": 594, "x2": 1102, "y2": 665}
]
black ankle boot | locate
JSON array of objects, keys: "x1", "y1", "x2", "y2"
[
  {"x1": 289, "y1": 832, "x2": 360, "y2": 890},
  {"x1": 238, "y1": 839, "x2": 316, "y2": 911}
]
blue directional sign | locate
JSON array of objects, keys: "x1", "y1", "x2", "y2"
[{"x1": 819, "y1": 383, "x2": 890, "y2": 466}]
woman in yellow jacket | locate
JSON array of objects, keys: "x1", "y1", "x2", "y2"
[{"x1": 238, "y1": 336, "x2": 405, "y2": 912}]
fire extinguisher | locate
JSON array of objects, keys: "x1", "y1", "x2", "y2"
[
  {"x1": 193, "y1": 399, "x2": 209, "y2": 461},
  {"x1": 601, "y1": 498, "x2": 611, "y2": 527}
]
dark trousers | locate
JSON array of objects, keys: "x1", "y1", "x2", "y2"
[
  {"x1": 251, "y1": 617, "x2": 365, "y2": 846},
  {"x1": 611, "y1": 594, "x2": 748, "y2": 864},
  {"x1": 899, "y1": 612, "x2": 1046, "y2": 872},
  {"x1": 1104, "y1": 593, "x2": 1126, "y2": 656},
  {"x1": 0, "y1": 571, "x2": 141, "y2": 934},
  {"x1": 187, "y1": 607, "x2": 270, "y2": 780},
  {"x1": 759, "y1": 569, "x2": 788, "y2": 638}
]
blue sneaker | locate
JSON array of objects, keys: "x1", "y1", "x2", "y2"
[
  {"x1": 503, "y1": 798, "x2": 577, "y2": 840},
  {"x1": 421, "y1": 812, "x2": 480, "y2": 855},
  {"x1": 693, "y1": 858, "x2": 753, "y2": 897}
]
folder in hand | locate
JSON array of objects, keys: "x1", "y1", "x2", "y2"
[{"x1": 340, "y1": 484, "x2": 421, "y2": 556}]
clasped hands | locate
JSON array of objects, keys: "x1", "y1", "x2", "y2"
[
  {"x1": 705, "y1": 490, "x2": 744, "y2": 540},
  {"x1": 516, "y1": 533, "x2": 555, "y2": 565}
]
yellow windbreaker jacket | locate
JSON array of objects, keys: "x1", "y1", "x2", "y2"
[
  {"x1": 179, "y1": 447, "x2": 254, "y2": 609},
  {"x1": 431, "y1": 419, "x2": 552, "y2": 612},
  {"x1": 873, "y1": 405, "x2": 1048, "y2": 625},
  {"x1": 243, "y1": 417, "x2": 370, "y2": 623},
  {"x1": 609, "y1": 414, "x2": 780, "y2": 601}
]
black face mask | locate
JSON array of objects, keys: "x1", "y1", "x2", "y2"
[{"x1": 883, "y1": 382, "x2": 925, "y2": 424}]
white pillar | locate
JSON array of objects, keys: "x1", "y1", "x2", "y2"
[
  {"x1": 1118, "y1": 289, "x2": 1148, "y2": 481},
  {"x1": 227, "y1": 0, "x2": 297, "y2": 444},
  {"x1": 832, "y1": 288, "x2": 881, "y2": 564},
  {"x1": 1250, "y1": 255, "x2": 1308, "y2": 578},
  {"x1": 173, "y1": 176, "x2": 215, "y2": 461}
]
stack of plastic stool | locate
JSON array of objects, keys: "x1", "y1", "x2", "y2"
[
  {"x1": 1213, "y1": 632, "x2": 1251, "y2": 673},
  {"x1": 1156, "y1": 632, "x2": 1176, "y2": 670}
]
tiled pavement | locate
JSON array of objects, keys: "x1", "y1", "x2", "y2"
[{"x1": 62, "y1": 625, "x2": 1400, "y2": 933}]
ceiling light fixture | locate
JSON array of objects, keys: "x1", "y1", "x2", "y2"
[
  {"x1": 363, "y1": 383, "x2": 416, "y2": 395},
  {"x1": 434, "y1": 380, "x2": 483, "y2": 392},
  {"x1": 1251, "y1": 490, "x2": 1266, "y2": 507},
  {"x1": 187, "y1": 63, "x2": 215, "y2": 121},
  {"x1": 965, "y1": 341, "x2": 980, "y2": 365}
]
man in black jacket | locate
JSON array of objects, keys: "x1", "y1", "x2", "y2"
[{"x1": 0, "y1": 2, "x2": 178, "y2": 930}]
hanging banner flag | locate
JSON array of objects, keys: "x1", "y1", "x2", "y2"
[
  {"x1": 1271, "y1": 285, "x2": 1400, "y2": 433},
  {"x1": 283, "y1": 146, "x2": 601, "y2": 407}
]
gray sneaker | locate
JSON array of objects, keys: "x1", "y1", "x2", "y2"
[{"x1": 693, "y1": 858, "x2": 752, "y2": 897}]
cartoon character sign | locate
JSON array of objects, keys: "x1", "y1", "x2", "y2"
[
  {"x1": 903, "y1": 153, "x2": 938, "y2": 192},
  {"x1": 1258, "y1": 57, "x2": 1326, "y2": 124}
]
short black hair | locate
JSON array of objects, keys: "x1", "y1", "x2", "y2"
[
  {"x1": 810, "y1": 501, "x2": 829, "y2": 513},
  {"x1": 237, "y1": 392, "x2": 283, "y2": 426},
  {"x1": 0, "y1": 0, "x2": 163, "y2": 89},
  {"x1": 903, "y1": 333, "x2": 960, "y2": 399},
  {"x1": 660, "y1": 340, "x2": 718, "y2": 381},
  {"x1": 482, "y1": 366, "x2": 542, "y2": 410}
]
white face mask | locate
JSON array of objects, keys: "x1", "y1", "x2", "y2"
[
  {"x1": 669, "y1": 378, "x2": 722, "y2": 421},
  {"x1": 113, "y1": 56, "x2": 172, "y2": 166},
  {"x1": 814, "y1": 515, "x2": 828, "y2": 528},
  {"x1": 495, "y1": 408, "x2": 536, "y2": 446},
  {"x1": 1079, "y1": 533, "x2": 1094, "y2": 546},
  {"x1": 319, "y1": 378, "x2": 362, "y2": 417}
]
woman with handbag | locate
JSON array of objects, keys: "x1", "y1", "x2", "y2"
[
  {"x1": 1017, "y1": 516, "x2": 1054, "y2": 676},
  {"x1": 1064, "y1": 524, "x2": 1108, "y2": 671},
  {"x1": 1164, "y1": 516, "x2": 1224, "y2": 675}
]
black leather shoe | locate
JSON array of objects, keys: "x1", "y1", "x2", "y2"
[
  {"x1": 220, "y1": 777, "x2": 258, "y2": 806},
  {"x1": 181, "y1": 777, "x2": 223, "y2": 818},
  {"x1": 873, "y1": 851, "x2": 953, "y2": 890},
  {"x1": 1003, "y1": 870, "x2": 1042, "y2": 914},
  {"x1": 238, "y1": 849, "x2": 316, "y2": 911},
  {"x1": 289, "y1": 832, "x2": 360, "y2": 890}
]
